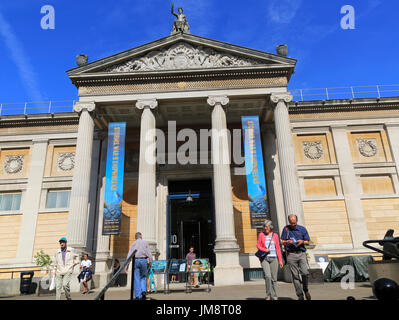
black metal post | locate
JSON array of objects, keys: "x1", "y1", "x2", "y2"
[{"x1": 130, "y1": 255, "x2": 135, "y2": 300}]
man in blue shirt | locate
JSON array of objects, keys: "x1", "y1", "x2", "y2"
[
  {"x1": 281, "y1": 214, "x2": 311, "y2": 300},
  {"x1": 125, "y1": 232, "x2": 153, "y2": 300}
]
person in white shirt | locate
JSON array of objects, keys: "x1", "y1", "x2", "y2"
[{"x1": 78, "y1": 253, "x2": 93, "y2": 294}]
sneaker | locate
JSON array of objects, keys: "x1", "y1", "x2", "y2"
[
  {"x1": 298, "y1": 296, "x2": 304, "y2": 300},
  {"x1": 265, "y1": 297, "x2": 271, "y2": 300},
  {"x1": 305, "y1": 291, "x2": 311, "y2": 300}
]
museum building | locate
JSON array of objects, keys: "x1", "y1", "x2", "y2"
[{"x1": 0, "y1": 19, "x2": 399, "y2": 287}]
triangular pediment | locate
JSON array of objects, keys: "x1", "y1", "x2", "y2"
[
  {"x1": 67, "y1": 33, "x2": 296, "y2": 77},
  {"x1": 102, "y1": 42, "x2": 263, "y2": 72}
]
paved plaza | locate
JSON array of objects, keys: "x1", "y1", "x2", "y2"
[{"x1": 0, "y1": 280, "x2": 376, "y2": 301}]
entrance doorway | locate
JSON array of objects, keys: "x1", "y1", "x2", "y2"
[{"x1": 167, "y1": 180, "x2": 215, "y2": 267}]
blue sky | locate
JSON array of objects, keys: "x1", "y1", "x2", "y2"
[{"x1": 0, "y1": 0, "x2": 397, "y2": 103}]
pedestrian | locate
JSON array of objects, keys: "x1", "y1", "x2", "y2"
[
  {"x1": 186, "y1": 246, "x2": 199, "y2": 288},
  {"x1": 257, "y1": 220, "x2": 283, "y2": 300},
  {"x1": 78, "y1": 253, "x2": 93, "y2": 294},
  {"x1": 125, "y1": 232, "x2": 153, "y2": 300},
  {"x1": 281, "y1": 214, "x2": 312, "y2": 300},
  {"x1": 53, "y1": 237, "x2": 79, "y2": 300}
]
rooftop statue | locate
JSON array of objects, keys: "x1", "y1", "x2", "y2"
[{"x1": 171, "y1": 3, "x2": 190, "y2": 34}]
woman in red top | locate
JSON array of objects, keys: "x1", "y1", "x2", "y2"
[{"x1": 257, "y1": 220, "x2": 283, "y2": 300}]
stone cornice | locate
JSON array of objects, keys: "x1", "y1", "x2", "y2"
[
  {"x1": 289, "y1": 97, "x2": 399, "y2": 114},
  {"x1": 0, "y1": 116, "x2": 79, "y2": 128},
  {"x1": 70, "y1": 67, "x2": 291, "y2": 87}
]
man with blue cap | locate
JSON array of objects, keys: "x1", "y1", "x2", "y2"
[{"x1": 53, "y1": 237, "x2": 79, "y2": 300}]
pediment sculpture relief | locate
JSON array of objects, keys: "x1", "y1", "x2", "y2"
[{"x1": 102, "y1": 42, "x2": 261, "y2": 73}]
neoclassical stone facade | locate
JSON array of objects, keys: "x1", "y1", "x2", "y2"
[{"x1": 0, "y1": 32, "x2": 399, "y2": 290}]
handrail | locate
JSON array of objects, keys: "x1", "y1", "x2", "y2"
[
  {"x1": 94, "y1": 250, "x2": 136, "y2": 300},
  {"x1": 362, "y1": 239, "x2": 399, "y2": 260},
  {"x1": 0, "y1": 268, "x2": 44, "y2": 279},
  {"x1": 289, "y1": 84, "x2": 399, "y2": 101}
]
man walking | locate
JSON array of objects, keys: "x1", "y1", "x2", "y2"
[
  {"x1": 53, "y1": 237, "x2": 79, "y2": 300},
  {"x1": 125, "y1": 232, "x2": 153, "y2": 300},
  {"x1": 281, "y1": 214, "x2": 312, "y2": 300}
]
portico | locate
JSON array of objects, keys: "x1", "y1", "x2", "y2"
[{"x1": 67, "y1": 63, "x2": 301, "y2": 286}]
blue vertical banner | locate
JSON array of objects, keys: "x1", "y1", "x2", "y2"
[
  {"x1": 103, "y1": 122, "x2": 126, "y2": 235},
  {"x1": 241, "y1": 116, "x2": 269, "y2": 229}
]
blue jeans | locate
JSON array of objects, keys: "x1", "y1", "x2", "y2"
[{"x1": 134, "y1": 259, "x2": 147, "y2": 298}]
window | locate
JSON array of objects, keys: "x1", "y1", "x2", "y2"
[
  {"x1": 46, "y1": 190, "x2": 71, "y2": 209},
  {"x1": 0, "y1": 193, "x2": 22, "y2": 211}
]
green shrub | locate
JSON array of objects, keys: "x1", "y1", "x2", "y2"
[{"x1": 34, "y1": 250, "x2": 52, "y2": 268}]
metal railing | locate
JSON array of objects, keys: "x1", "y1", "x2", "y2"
[
  {"x1": 94, "y1": 250, "x2": 136, "y2": 300},
  {"x1": 363, "y1": 239, "x2": 399, "y2": 260},
  {"x1": 0, "y1": 268, "x2": 42, "y2": 279},
  {"x1": 0, "y1": 100, "x2": 75, "y2": 116},
  {"x1": 289, "y1": 84, "x2": 399, "y2": 101},
  {"x1": 1, "y1": 85, "x2": 399, "y2": 117}
]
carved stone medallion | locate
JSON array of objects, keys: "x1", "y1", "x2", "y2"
[
  {"x1": 58, "y1": 152, "x2": 75, "y2": 171},
  {"x1": 357, "y1": 139, "x2": 377, "y2": 157},
  {"x1": 4, "y1": 155, "x2": 24, "y2": 174},
  {"x1": 103, "y1": 42, "x2": 261, "y2": 73},
  {"x1": 303, "y1": 141, "x2": 323, "y2": 160}
]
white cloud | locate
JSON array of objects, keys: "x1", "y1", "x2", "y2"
[
  {"x1": 267, "y1": 0, "x2": 302, "y2": 24},
  {"x1": 0, "y1": 10, "x2": 43, "y2": 102}
]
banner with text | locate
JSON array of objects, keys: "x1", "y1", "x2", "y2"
[
  {"x1": 103, "y1": 122, "x2": 126, "y2": 235},
  {"x1": 242, "y1": 116, "x2": 269, "y2": 229}
]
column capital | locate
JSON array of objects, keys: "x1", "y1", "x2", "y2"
[
  {"x1": 207, "y1": 95, "x2": 229, "y2": 107},
  {"x1": 136, "y1": 99, "x2": 158, "y2": 110},
  {"x1": 270, "y1": 93, "x2": 293, "y2": 105},
  {"x1": 74, "y1": 101, "x2": 95, "y2": 113}
]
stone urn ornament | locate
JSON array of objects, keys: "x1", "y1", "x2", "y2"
[
  {"x1": 76, "y1": 54, "x2": 88, "y2": 67},
  {"x1": 276, "y1": 44, "x2": 288, "y2": 57}
]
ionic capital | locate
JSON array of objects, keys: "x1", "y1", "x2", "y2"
[
  {"x1": 270, "y1": 93, "x2": 293, "y2": 105},
  {"x1": 73, "y1": 102, "x2": 96, "y2": 113},
  {"x1": 136, "y1": 99, "x2": 158, "y2": 110},
  {"x1": 207, "y1": 96, "x2": 229, "y2": 107}
]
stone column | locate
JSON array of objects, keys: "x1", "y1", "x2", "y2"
[
  {"x1": 67, "y1": 102, "x2": 96, "y2": 252},
  {"x1": 93, "y1": 136, "x2": 112, "y2": 288},
  {"x1": 271, "y1": 93, "x2": 305, "y2": 224},
  {"x1": 16, "y1": 139, "x2": 48, "y2": 262},
  {"x1": 207, "y1": 96, "x2": 244, "y2": 286},
  {"x1": 331, "y1": 125, "x2": 369, "y2": 248},
  {"x1": 136, "y1": 99, "x2": 158, "y2": 255},
  {"x1": 261, "y1": 126, "x2": 286, "y2": 232}
]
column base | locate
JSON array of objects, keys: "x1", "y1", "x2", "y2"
[
  {"x1": 213, "y1": 244, "x2": 244, "y2": 286},
  {"x1": 69, "y1": 266, "x2": 82, "y2": 293},
  {"x1": 93, "y1": 255, "x2": 113, "y2": 289}
]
